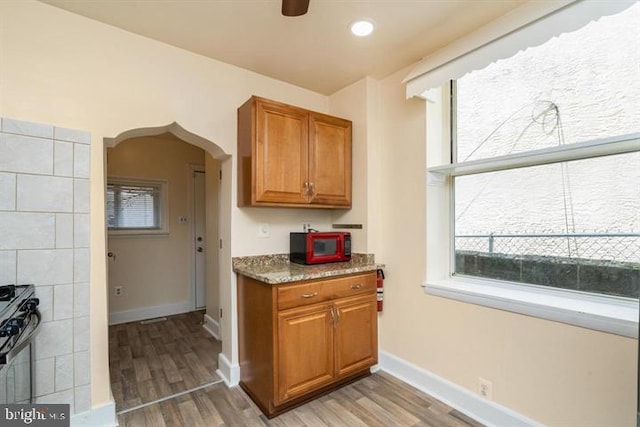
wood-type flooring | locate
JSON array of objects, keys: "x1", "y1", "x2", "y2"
[
  {"x1": 111, "y1": 311, "x2": 484, "y2": 426},
  {"x1": 109, "y1": 310, "x2": 222, "y2": 412}
]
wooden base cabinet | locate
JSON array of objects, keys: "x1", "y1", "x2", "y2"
[{"x1": 238, "y1": 272, "x2": 377, "y2": 417}]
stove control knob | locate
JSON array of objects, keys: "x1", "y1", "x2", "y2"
[
  {"x1": 27, "y1": 298, "x2": 40, "y2": 310},
  {"x1": 0, "y1": 320, "x2": 20, "y2": 337},
  {"x1": 21, "y1": 298, "x2": 40, "y2": 312},
  {"x1": 8, "y1": 317, "x2": 24, "y2": 328}
]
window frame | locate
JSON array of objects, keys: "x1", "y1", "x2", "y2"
[
  {"x1": 423, "y1": 83, "x2": 639, "y2": 338},
  {"x1": 107, "y1": 177, "x2": 169, "y2": 236}
]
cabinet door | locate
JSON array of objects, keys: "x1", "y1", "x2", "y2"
[
  {"x1": 277, "y1": 304, "x2": 334, "y2": 403},
  {"x1": 308, "y1": 113, "x2": 352, "y2": 207},
  {"x1": 255, "y1": 100, "x2": 309, "y2": 204},
  {"x1": 334, "y1": 295, "x2": 377, "y2": 378}
]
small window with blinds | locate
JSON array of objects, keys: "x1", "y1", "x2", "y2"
[{"x1": 107, "y1": 179, "x2": 168, "y2": 234}]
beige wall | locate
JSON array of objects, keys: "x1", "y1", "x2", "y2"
[
  {"x1": 377, "y1": 66, "x2": 637, "y2": 426},
  {"x1": 328, "y1": 77, "x2": 382, "y2": 255},
  {"x1": 106, "y1": 136, "x2": 204, "y2": 316}
]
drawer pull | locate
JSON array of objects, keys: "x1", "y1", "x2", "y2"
[
  {"x1": 350, "y1": 284, "x2": 362, "y2": 290},
  {"x1": 301, "y1": 292, "x2": 319, "y2": 299}
]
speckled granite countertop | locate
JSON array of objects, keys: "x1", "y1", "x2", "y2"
[{"x1": 232, "y1": 253, "x2": 383, "y2": 284}]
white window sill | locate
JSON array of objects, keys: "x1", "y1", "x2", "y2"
[
  {"x1": 423, "y1": 277, "x2": 638, "y2": 338},
  {"x1": 108, "y1": 229, "x2": 169, "y2": 238}
]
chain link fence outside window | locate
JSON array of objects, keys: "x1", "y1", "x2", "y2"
[{"x1": 455, "y1": 233, "x2": 640, "y2": 264}]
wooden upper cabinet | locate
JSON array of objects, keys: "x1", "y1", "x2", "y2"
[
  {"x1": 309, "y1": 113, "x2": 352, "y2": 206},
  {"x1": 255, "y1": 100, "x2": 309, "y2": 204},
  {"x1": 238, "y1": 96, "x2": 352, "y2": 208}
]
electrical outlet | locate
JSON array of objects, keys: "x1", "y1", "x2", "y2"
[
  {"x1": 114, "y1": 286, "x2": 123, "y2": 297},
  {"x1": 479, "y1": 378, "x2": 493, "y2": 400},
  {"x1": 302, "y1": 221, "x2": 312, "y2": 232},
  {"x1": 258, "y1": 223, "x2": 270, "y2": 238}
]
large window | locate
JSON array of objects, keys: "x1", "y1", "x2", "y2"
[
  {"x1": 107, "y1": 179, "x2": 168, "y2": 234},
  {"x1": 425, "y1": 3, "x2": 639, "y2": 335},
  {"x1": 451, "y1": 4, "x2": 639, "y2": 299}
]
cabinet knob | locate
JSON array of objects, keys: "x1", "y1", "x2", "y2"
[
  {"x1": 301, "y1": 292, "x2": 318, "y2": 299},
  {"x1": 350, "y1": 284, "x2": 362, "y2": 290}
]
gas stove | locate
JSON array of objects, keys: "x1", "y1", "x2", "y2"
[
  {"x1": 0, "y1": 285, "x2": 33, "y2": 316},
  {"x1": 0, "y1": 284, "x2": 41, "y2": 404}
]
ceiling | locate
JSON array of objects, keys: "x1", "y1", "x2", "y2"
[{"x1": 40, "y1": 0, "x2": 526, "y2": 95}]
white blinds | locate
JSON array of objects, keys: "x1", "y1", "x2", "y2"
[
  {"x1": 404, "y1": 0, "x2": 637, "y2": 98},
  {"x1": 107, "y1": 183, "x2": 161, "y2": 229}
]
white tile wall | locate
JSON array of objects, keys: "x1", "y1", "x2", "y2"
[
  {"x1": 0, "y1": 172, "x2": 16, "y2": 210},
  {"x1": 73, "y1": 316, "x2": 90, "y2": 352},
  {"x1": 55, "y1": 213, "x2": 74, "y2": 249},
  {"x1": 1, "y1": 117, "x2": 91, "y2": 414},
  {"x1": 55, "y1": 354, "x2": 74, "y2": 392},
  {"x1": 0, "y1": 134, "x2": 53, "y2": 175},
  {"x1": 2, "y1": 117, "x2": 54, "y2": 139},
  {"x1": 74, "y1": 385, "x2": 91, "y2": 414},
  {"x1": 53, "y1": 284, "x2": 74, "y2": 320},
  {"x1": 17, "y1": 249, "x2": 74, "y2": 285},
  {"x1": 35, "y1": 319, "x2": 74, "y2": 359},
  {"x1": 73, "y1": 248, "x2": 90, "y2": 283},
  {"x1": 73, "y1": 351, "x2": 90, "y2": 387},
  {"x1": 35, "y1": 357, "x2": 55, "y2": 397},
  {"x1": 54, "y1": 126, "x2": 91, "y2": 144},
  {"x1": 36, "y1": 285, "x2": 53, "y2": 323},
  {"x1": 73, "y1": 214, "x2": 90, "y2": 248},
  {"x1": 0, "y1": 212, "x2": 55, "y2": 250},
  {"x1": 73, "y1": 282, "x2": 90, "y2": 318},
  {"x1": 54, "y1": 141, "x2": 74, "y2": 177},
  {"x1": 73, "y1": 144, "x2": 90, "y2": 178},
  {"x1": 0, "y1": 250, "x2": 16, "y2": 284},
  {"x1": 17, "y1": 175, "x2": 73, "y2": 212},
  {"x1": 73, "y1": 179, "x2": 89, "y2": 213}
]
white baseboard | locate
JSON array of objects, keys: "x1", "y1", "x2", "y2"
[
  {"x1": 216, "y1": 352, "x2": 240, "y2": 387},
  {"x1": 202, "y1": 313, "x2": 220, "y2": 340},
  {"x1": 379, "y1": 350, "x2": 543, "y2": 427},
  {"x1": 71, "y1": 400, "x2": 117, "y2": 427},
  {"x1": 109, "y1": 301, "x2": 192, "y2": 325}
]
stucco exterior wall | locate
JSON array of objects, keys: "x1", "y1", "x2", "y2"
[{"x1": 455, "y1": 4, "x2": 639, "y2": 261}]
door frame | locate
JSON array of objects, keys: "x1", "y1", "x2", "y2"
[{"x1": 188, "y1": 163, "x2": 206, "y2": 310}]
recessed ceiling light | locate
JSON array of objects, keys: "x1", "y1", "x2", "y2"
[{"x1": 350, "y1": 20, "x2": 375, "y2": 37}]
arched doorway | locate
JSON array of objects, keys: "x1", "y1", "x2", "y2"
[{"x1": 103, "y1": 123, "x2": 230, "y2": 416}]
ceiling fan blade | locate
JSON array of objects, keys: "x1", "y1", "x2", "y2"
[{"x1": 282, "y1": 0, "x2": 310, "y2": 17}]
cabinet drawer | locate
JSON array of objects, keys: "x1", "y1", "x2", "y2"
[{"x1": 277, "y1": 273, "x2": 375, "y2": 310}]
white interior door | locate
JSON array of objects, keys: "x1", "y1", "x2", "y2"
[{"x1": 194, "y1": 170, "x2": 206, "y2": 309}]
